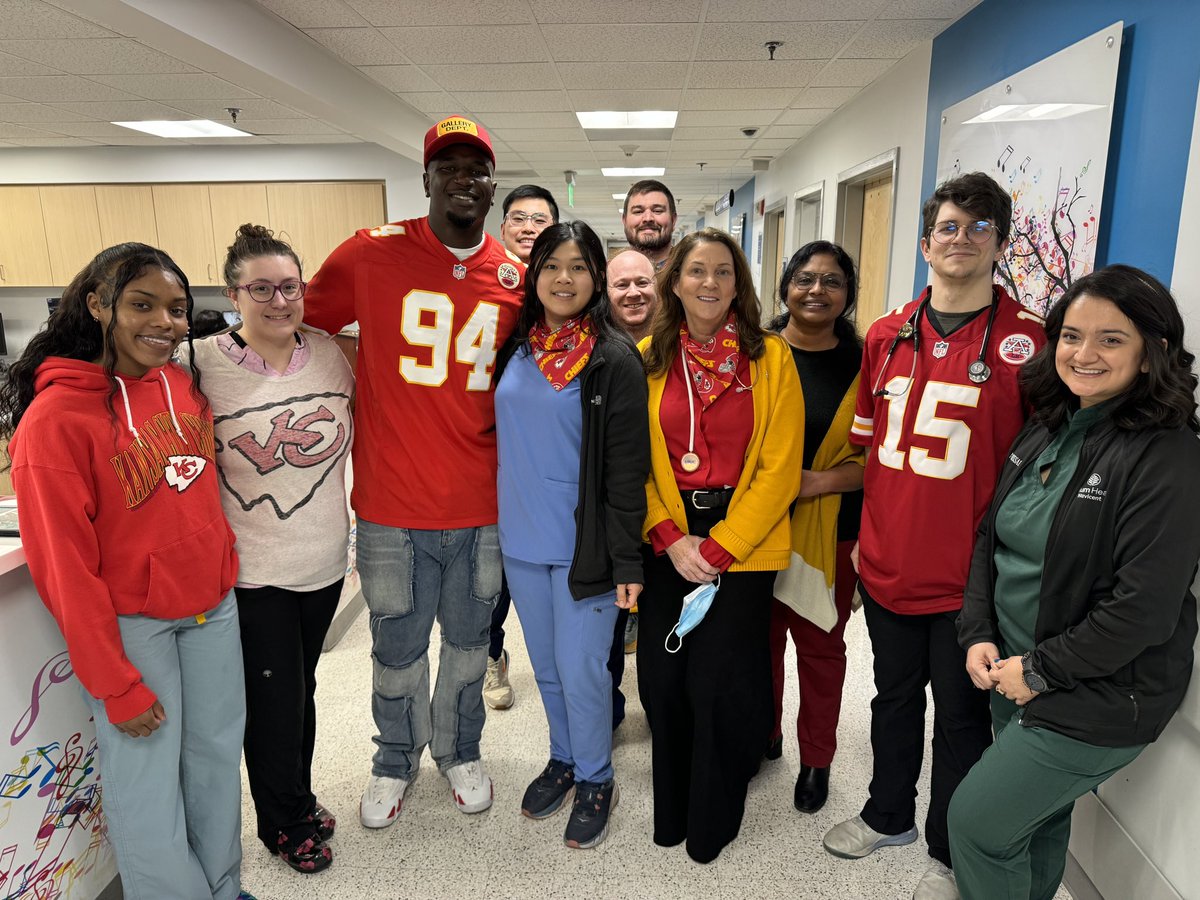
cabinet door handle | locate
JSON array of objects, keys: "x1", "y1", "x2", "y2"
[
  {"x1": 208, "y1": 263, "x2": 215, "y2": 282},
  {"x1": 0, "y1": 264, "x2": 6, "y2": 282}
]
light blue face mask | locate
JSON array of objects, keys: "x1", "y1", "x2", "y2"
[{"x1": 665, "y1": 576, "x2": 720, "y2": 654}]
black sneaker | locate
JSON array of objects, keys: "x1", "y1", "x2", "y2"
[
  {"x1": 563, "y1": 779, "x2": 618, "y2": 849},
  {"x1": 521, "y1": 760, "x2": 575, "y2": 819}
]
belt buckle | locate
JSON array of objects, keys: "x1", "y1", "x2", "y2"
[{"x1": 690, "y1": 490, "x2": 714, "y2": 510}]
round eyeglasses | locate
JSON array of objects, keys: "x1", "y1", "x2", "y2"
[
  {"x1": 929, "y1": 220, "x2": 998, "y2": 244},
  {"x1": 236, "y1": 280, "x2": 307, "y2": 303},
  {"x1": 791, "y1": 273, "x2": 846, "y2": 291},
  {"x1": 505, "y1": 212, "x2": 552, "y2": 228}
]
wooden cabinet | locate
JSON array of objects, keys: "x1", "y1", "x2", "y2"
[
  {"x1": 39, "y1": 186, "x2": 102, "y2": 286},
  {"x1": 96, "y1": 185, "x2": 158, "y2": 249},
  {"x1": 153, "y1": 185, "x2": 218, "y2": 286},
  {"x1": 0, "y1": 186, "x2": 52, "y2": 285},
  {"x1": 209, "y1": 183, "x2": 270, "y2": 282},
  {"x1": 267, "y1": 182, "x2": 385, "y2": 274}
]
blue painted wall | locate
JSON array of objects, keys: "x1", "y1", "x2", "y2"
[
  {"x1": 915, "y1": 0, "x2": 1200, "y2": 295},
  {"x1": 731, "y1": 176, "x2": 756, "y2": 258}
]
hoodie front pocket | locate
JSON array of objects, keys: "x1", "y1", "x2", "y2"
[{"x1": 144, "y1": 516, "x2": 231, "y2": 615}]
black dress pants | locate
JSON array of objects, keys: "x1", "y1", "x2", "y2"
[
  {"x1": 637, "y1": 544, "x2": 774, "y2": 864},
  {"x1": 859, "y1": 584, "x2": 992, "y2": 868},
  {"x1": 236, "y1": 579, "x2": 342, "y2": 848}
]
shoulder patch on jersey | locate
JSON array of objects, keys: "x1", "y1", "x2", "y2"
[
  {"x1": 1016, "y1": 307, "x2": 1045, "y2": 324},
  {"x1": 367, "y1": 223, "x2": 405, "y2": 238},
  {"x1": 502, "y1": 248, "x2": 525, "y2": 265},
  {"x1": 497, "y1": 262, "x2": 521, "y2": 290},
  {"x1": 998, "y1": 333, "x2": 1037, "y2": 364}
]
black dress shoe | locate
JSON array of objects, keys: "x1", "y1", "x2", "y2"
[
  {"x1": 764, "y1": 735, "x2": 783, "y2": 760},
  {"x1": 793, "y1": 765, "x2": 829, "y2": 813}
]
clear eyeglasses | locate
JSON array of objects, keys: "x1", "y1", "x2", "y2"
[
  {"x1": 792, "y1": 273, "x2": 846, "y2": 291},
  {"x1": 929, "y1": 220, "x2": 998, "y2": 244},
  {"x1": 505, "y1": 212, "x2": 552, "y2": 228},
  {"x1": 236, "y1": 280, "x2": 307, "y2": 302}
]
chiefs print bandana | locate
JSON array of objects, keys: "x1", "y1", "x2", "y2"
[
  {"x1": 680, "y1": 312, "x2": 740, "y2": 408},
  {"x1": 529, "y1": 315, "x2": 597, "y2": 391}
]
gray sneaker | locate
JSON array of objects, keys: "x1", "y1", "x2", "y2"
[
  {"x1": 913, "y1": 861, "x2": 960, "y2": 899},
  {"x1": 623, "y1": 612, "x2": 638, "y2": 654},
  {"x1": 822, "y1": 815, "x2": 918, "y2": 859},
  {"x1": 483, "y1": 650, "x2": 514, "y2": 710}
]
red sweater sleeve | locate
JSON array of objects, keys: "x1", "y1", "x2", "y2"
[
  {"x1": 303, "y1": 231, "x2": 361, "y2": 336},
  {"x1": 649, "y1": 519, "x2": 685, "y2": 555},
  {"x1": 699, "y1": 537, "x2": 736, "y2": 571}
]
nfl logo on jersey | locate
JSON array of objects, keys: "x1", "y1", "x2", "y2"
[{"x1": 932, "y1": 340, "x2": 949, "y2": 358}]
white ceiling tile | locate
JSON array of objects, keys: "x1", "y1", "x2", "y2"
[
  {"x1": 254, "y1": 0, "x2": 370, "y2": 27},
  {"x1": 0, "y1": 1, "x2": 119, "y2": 39},
  {"x1": 304, "y1": 27, "x2": 410, "y2": 65},
  {"x1": 267, "y1": 134, "x2": 364, "y2": 143},
  {"x1": 746, "y1": 138, "x2": 794, "y2": 150},
  {"x1": 163, "y1": 98, "x2": 308, "y2": 119},
  {"x1": 87, "y1": 73, "x2": 259, "y2": 100},
  {"x1": 479, "y1": 111, "x2": 581, "y2": 130},
  {"x1": 542, "y1": 24, "x2": 697, "y2": 62},
  {"x1": 376, "y1": 26, "x2": 548, "y2": 64},
  {"x1": 41, "y1": 120, "x2": 144, "y2": 137},
  {"x1": 882, "y1": 0, "x2": 981, "y2": 19},
  {"x1": 0, "y1": 100, "x2": 95, "y2": 122},
  {"x1": 681, "y1": 88, "x2": 798, "y2": 110},
  {"x1": 695, "y1": 22, "x2": 864, "y2": 60},
  {"x1": 359, "y1": 65, "x2": 442, "y2": 93},
  {"x1": 843, "y1": 18, "x2": 949, "y2": 58},
  {"x1": 567, "y1": 89, "x2": 681, "y2": 110},
  {"x1": 395, "y1": 91, "x2": 459, "y2": 114},
  {"x1": 672, "y1": 125, "x2": 755, "y2": 141},
  {"x1": 0, "y1": 123, "x2": 59, "y2": 137},
  {"x1": 450, "y1": 90, "x2": 570, "y2": 112},
  {"x1": 676, "y1": 109, "x2": 778, "y2": 127},
  {"x1": 489, "y1": 127, "x2": 586, "y2": 142},
  {"x1": 0, "y1": 49, "x2": 58, "y2": 76},
  {"x1": 705, "y1": 0, "x2": 888, "y2": 21},
  {"x1": 81, "y1": 134, "x2": 170, "y2": 145},
  {"x1": 810, "y1": 57, "x2": 896, "y2": 87},
  {"x1": 185, "y1": 136, "x2": 275, "y2": 145},
  {"x1": 345, "y1": 0, "x2": 533, "y2": 26},
  {"x1": 672, "y1": 139, "x2": 753, "y2": 151},
  {"x1": 505, "y1": 140, "x2": 592, "y2": 153},
  {"x1": 0, "y1": 39, "x2": 198, "y2": 75},
  {"x1": 775, "y1": 107, "x2": 833, "y2": 125},
  {"x1": 4, "y1": 135, "x2": 99, "y2": 146},
  {"x1": 532, "y1": 0, "x2": 703, "y2": 23},
  {"x1": 589, "y1": 139, "x2": 671, "y2": 152},
  {"x1": 791, "y1": 86, "x2": 860, "y2": 108},
  {"x1": 47, "y1": 99, "x2": 188, "y2": 119},
  {"x1": 761, "y1": 124, "x2": 812, "y2": 139},
  {"x1": 557, "y1": 62, "x2": 687, "y2": 91},
  {"x1": 422, "y1": 63, "x2": 561, "y2": 93},
  {"x1": 239, "y1": 118, "x2": 344, "y2": 135},
  {"x1": 667, "y1": 149, "x2": 745, "y2": 161},
  {"x1": 0, "y1": 74, "x2": 138, "y2": 102},
  {"x1": 688, "y1": 60, "x2": 822, "y2": 90}
]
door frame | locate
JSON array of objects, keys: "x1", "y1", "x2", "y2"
[{"x1": 835, "y1": 148, "x2": 900, "y2": 306}]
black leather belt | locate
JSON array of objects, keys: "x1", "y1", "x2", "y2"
[{"x1": 683, "y1": 488, "x2": 734, "y2": 510}]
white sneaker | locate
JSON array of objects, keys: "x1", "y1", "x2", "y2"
[
  {"x1": 360, "y1": 773, "x2": 411, "y2": 828},
  {"x1": 445, "y1": 759, "x2": 493, "y2": 814},
  {"x1": 483, "y1": 650, "x2": 515, "y2": 710},
  {"x1": 913, "y1": 861, "x2": 960, "y2": 899}
]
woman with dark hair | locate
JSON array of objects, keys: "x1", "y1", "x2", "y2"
[
  {"x1": 766, "y1": 241, "x2": 864, "y2": 815},
  {"x1": 494, "y1": 220, "x2": 649, "y2": 849},
  {"x1": 950, "y1": 265, "x2": 1200, "y2": 899},
  {"x1": 639, "y1": 228, "x2": 803, "y2": 863},
  {"x1": 1, "y1": 244, "x2": 254, "y2": 900},
  {"x1": 192, "y1": 224, "x2": 354, "y2": 874}
]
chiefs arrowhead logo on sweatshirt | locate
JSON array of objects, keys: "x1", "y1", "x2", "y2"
[{"x1": 164, "y1": 455, "x2": 208, "y2": 492}]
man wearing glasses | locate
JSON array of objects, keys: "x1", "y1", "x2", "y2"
[
  {"x1": 823, "y1": 172, "x2": 1045, "y2": 900},
  {"x1": 304, "y1": 115, "x2": 524, "y2": 829},
  {"x1": 622, "y1": 180, "x2": 678, "y2": 270},
  {"x1": 498, "y1": 184, "x2": 558, "y2": 264}
]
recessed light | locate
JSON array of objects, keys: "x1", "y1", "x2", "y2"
[
  {"x1": 602, "y1": 167, "x2": 666, "y2": 177},
  {"x1": 578, "y1": 111, "x2": 677, "y2": 129},
  {"x1": 112, "y1": 119, "x2": 253, "y2": 138},
  {"x1": 611, "y1": 193, "x2": 627, "y2": 200}
]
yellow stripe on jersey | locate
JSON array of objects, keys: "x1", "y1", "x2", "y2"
[
  {"x1": 851, "y1": 414, "x2": 874, "y2": 438},
  {"x1": 1016, "y1": 307, "x2": 1045, "y2": 324},
  {"x1": 368, "y1": 223, "x2": 406, "y2": 238}
]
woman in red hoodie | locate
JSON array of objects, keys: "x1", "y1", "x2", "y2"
[{"x1": 0, "y1": 244, "x2": 254, "y2": 900}]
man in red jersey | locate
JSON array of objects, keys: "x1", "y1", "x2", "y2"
[
  {"x1": 304, "y1": 115, "x2": 524, "y2": 828},
  {"x1": 822, "y1": 172, "x2": 1045, "y2": 900}
]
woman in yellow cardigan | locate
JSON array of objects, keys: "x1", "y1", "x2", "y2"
[{"x1": 637, "y1": 228, "x2": 803, "y2": 864}]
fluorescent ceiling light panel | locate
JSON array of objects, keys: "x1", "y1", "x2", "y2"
[
  {"x1": 113, "y1": 119, "x2": 253, "y2": 138},
  {"x1": 602, "y1": 167, "x2": 666, "y2": 177},
  {"x1": 612, "y1": 193, "x2": 627, "y2": 200},
  {"x1": 963, "y1": 103, "x2": 1105, "y2": 124},
  {"x1": 578, "y1": 110, "x2": 677, "y2": 129}
]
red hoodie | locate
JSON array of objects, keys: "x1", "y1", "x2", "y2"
[{"x1": 9, "y1": 358, "x2": 238, "y2": 723}]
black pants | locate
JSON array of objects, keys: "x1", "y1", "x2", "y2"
[
  {"x1": 859, "y1": 585, "x2": 991, "y2": 868},
  {"x1": 637, "y1": 543, "x2": 774, "y2": 864},
  {"x1": 487, "y1": 572, "x2": 511, "y2": 660},
  {"x1": 237, "y1": 579, "x2": 342, "y2": 848},
  {"x1": 609, "y1": 606, "x2": 629, "y2": 729}
]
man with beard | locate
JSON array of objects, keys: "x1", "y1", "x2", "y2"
[
  {"x1": 622, "y1": 180, "x2": 677, "y2": 270},
  {"x1": 304, "y1": 115, "x2": 524, "y2": 829},
  {"x1": 498, "y1": 184, "x2": 558, "y2": 263}
]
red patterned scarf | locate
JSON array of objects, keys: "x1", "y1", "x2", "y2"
[
  {"x1": 529, "y1": 315, "x2": 597, "y2": 391},
  {"x1": 680, "y1": 312, "x2": 740, "y2": 407}
]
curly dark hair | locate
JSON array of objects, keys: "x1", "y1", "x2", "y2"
[
  {"x1": 769, "y1": 240, "x2": 862, "y2": 346},
  {"x1": 0, "y1": 243, "x2": 204, "y2": 442},
  {"x1": 1019, "y1": 265, "x2": 1199, "y2": 433},
  {"x1": 921, "y1": 171, "x2": 1012, "y2": 245}
]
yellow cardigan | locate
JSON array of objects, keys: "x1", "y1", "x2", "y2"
[{"x1": 642, "y1": 333, "x2": 804, "y2": 572}]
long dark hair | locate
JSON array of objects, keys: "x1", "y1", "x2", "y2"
[
  {"x1": 769, "y1": 240, "x2": 862, "y2": 346},
  {"x1": 515, "y1": 221, "x2": 631, "y2": 349},
  {"x1": 643, "y1": 228, "x2": 767, "y2": 377},
  {"x1": 0, "y1": 243, "x2": 203, "y2": 440},
  {"x1": 1020, "y1": 264, "x2": 1199, "y2": 433}
]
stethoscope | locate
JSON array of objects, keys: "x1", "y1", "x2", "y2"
[
  {"x1": 871, "y1": 291, "x2": 999, "y2": 397},
  {"x1": 679, "y1": 338, "x2": 753, "y2": 472}
]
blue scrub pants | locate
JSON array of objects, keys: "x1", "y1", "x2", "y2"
[{"x1": 503, "y1": 556, "x2": 619, "y2": 784}]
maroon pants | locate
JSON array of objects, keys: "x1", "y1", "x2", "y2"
[{"x1": 768, "y1": 539, "x2": 856, "y2": 768}]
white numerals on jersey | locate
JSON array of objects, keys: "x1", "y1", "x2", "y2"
[
  {"x1": 877, "y1": 378, "x2": 981, "y2": 480},
  {"x1": 398, "y1": 290, "x2": 500, "y2": 390}
]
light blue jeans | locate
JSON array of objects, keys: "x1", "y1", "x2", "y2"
[
  {"x1": 85, "y1": 590, "x2": 245, "y2": 900},
  {"x1": 357, "y1": 520, "x2": 501, "y2": 779}
]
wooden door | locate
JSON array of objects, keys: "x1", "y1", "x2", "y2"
[
  {"x1": 96, "y1": 185, "x2": 158, "y2": 249},
  {"x1": 39, "y1": 185, "x2": 102, "y2": 286},
  {"x1": 209, "y1": 183, "x2": 271, "y2": 281},
  {"x1": 0, "y1": 186, "x2": 51, "y2": 285},
  {"x1": 267, "y1": 182, "x2": 385, "y2": 274},
  {"x1": 856, "y1": 174, "x2": 893, "y2": 330},
  {"x1": 153, "y1": 185, "x2": 218, "y2": 285}
]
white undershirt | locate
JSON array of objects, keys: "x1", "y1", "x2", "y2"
[{"x1": 443, "y1": 237, "x2": 484, "y2": 261}]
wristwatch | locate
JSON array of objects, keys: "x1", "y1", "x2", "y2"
[{"x1": 1021, "y1": 652, "x2": 1051, "y2": 694}]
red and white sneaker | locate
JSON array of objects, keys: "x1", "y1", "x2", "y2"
[
  {"x1": 445, "y1": 760, "x2": 493, "y2": 814},
  {"x1": 360, "y1": 774, "x2": 411, "y2": 828}
]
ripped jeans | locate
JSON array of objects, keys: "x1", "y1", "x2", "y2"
[{"x1": 357, "y1": 520, "x2": 502, "y2": 780}]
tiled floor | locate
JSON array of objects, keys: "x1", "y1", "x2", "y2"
[{"x1": 240, "y1": 607, "x2": 1073, "y2": 900}]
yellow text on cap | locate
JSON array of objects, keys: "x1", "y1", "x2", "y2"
[{"x1": 438, "y1": 118, "x2": 478, "y2": 137}]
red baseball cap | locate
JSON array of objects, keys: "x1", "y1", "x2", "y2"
[{"x1": 423, "y1": 115, "x2": 495, "y2": 169}]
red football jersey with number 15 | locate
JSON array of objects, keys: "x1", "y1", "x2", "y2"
[
  {"x1": 850, "y1": 286, "x2": 1045, "y2": 615},
  {"x1": 304, "y1": 216, "x2": 524, "y2": 529}
]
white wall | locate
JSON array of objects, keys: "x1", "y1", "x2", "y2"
[{"x1": 748, "y1": 44, "x2": 933, "y2": 315}]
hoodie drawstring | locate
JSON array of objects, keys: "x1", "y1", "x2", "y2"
[
  {"x1": 158, "y1": 370, "x2": 187, "y2": 443},
  {"x1": 115, "y1": 376, "x2": 141, "y2": 443},
  {"x1": 115, "y1": 370, "x2": 188, "y2": 445}
]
